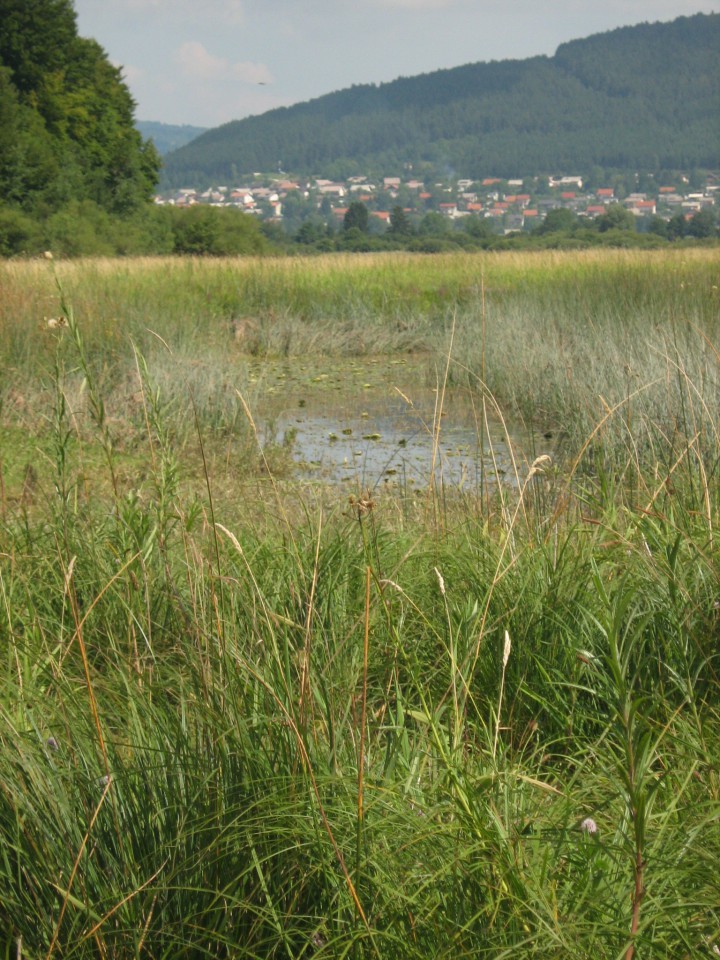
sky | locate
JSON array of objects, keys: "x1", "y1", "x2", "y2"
[{"x1": 72, "y1": 0, "x2": 717, "y2": 129}]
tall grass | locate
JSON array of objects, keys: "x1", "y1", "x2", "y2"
[
  {"x1": 0, "y1": 250, "x2": 718, "y2": 956},
  {"x1": 1, "y1": 250, "x2": 716, "y2": 455}
]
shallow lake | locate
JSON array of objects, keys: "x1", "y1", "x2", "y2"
[{"x1": 251, "y1": 355, "x2": 550, "y2": 490}]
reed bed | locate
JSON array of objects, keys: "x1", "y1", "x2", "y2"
[
  {"x1": 1, "y1": 250, "x2": 717, "y2": 445},
  {"x1": 0, "y1": 249, "x2": 718, "y2": 957}
]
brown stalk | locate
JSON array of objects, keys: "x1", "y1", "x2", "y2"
[{"x1": 625, "y1": 844, "x2": 645, "y2": 960}]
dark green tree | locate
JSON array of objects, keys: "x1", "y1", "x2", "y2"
[
  {"x1": 0, "y1": 0, "x2": 159, "y2": 216},
  {"x1": 597, "y1": 203, "x2": 636, "y2": 232},
  {"x1": 0, "y1": 0, "x2": 77, "y2": 95},
  {"x1": 645, "y1": 216, "x2": 668, "y2": 238},
  {"x1": 343, "y1": 201, "x2": 369, "y2": 233},
  {"x1": 168, "y1": 206, "x2": 267, "y2": 256},
  {"x1": 418, "y1": 212, "x2": 450, "y2": 236},
  {"x1": 388, "y1": 205, "x2": 413, "y2": 236},
  {"x1": 0, "y1": 204, "x2": 43, "y2": 255},
  {"x1": 295, "y1": 220, "x2": 326, "y2": 245},
  {"x1": 0, "y1": 66, "x2": 58, "y2": 206},
  {"x1": 463, "y1": 215, "x2": 495, "y2": 239},
  {"x1": 666, "y1": 212, "x2": 687, "y2": 240},
  {"x1": 687, "y1": 208, "x2": 716, "y2": 238},
  {"x1": 536, "y1": 208, "x2": 577, "y2": 234}
]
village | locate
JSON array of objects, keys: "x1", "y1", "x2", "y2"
[{"x1": 155, "y1": 172, "x2": 719, "y2": 235}]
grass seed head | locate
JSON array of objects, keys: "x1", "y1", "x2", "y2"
[{"x1": 527, "y1": 454, "x2": 553, "y2": 479}]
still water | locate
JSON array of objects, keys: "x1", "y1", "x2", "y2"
[
  {"x1": 270, "y1": 391, "x2": 540, "y2": 490},
  {"x1": 251, "y1": 356, "x2": 551, "y2": 490}
]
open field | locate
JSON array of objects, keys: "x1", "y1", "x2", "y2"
[{"x1": 0, "y1": 249, "x2": 719, "y2": 957}]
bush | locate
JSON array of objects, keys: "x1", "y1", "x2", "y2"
[
  {"x1": 0, "y1": 205, "x2": 43, "y2": 256},
  {"x1": 167, "y1": 205, "x2": 268, "y2": 255},
  {"x1": 45, "y1": 199, "x2": 118, "y2": 256}
]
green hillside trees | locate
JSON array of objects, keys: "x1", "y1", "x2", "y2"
[{"x1": 0, "y1": 0, "x2": 161, "y2": 252}]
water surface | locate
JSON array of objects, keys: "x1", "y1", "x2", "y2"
[{"x1": 251, "y1": 356, "x2": 544, "y2": 490}]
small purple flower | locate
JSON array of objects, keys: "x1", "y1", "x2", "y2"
[
  {"x1": 580, "y1": 817, "x2": 598, "y2": 834},
  {"x1": 46, "y1": 737, "x2": 59, "y2": 752}
]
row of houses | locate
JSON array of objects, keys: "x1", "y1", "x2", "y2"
[{"x1": 157, "y1": 173, "x2": 718, "y2": 229}]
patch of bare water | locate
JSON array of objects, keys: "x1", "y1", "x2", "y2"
[{"x1": 251, "y1": 356, "x2": 547, "y2": 490}]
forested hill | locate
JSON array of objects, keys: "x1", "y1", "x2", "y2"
[{"x1": 161, "y1": 13, "x2": 719, "y2": 187}]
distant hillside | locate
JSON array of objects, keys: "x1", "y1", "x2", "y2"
[
  {"x1": 161, "y1": 13, "x2": 719, "y2": 187},
  {"x1": 137, "y1": 121, "x2": 206, "y2": 156}
]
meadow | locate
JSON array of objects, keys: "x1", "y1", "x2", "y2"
[{"x1": 0, "y1": 248, "x2": 718, "y2": 958}]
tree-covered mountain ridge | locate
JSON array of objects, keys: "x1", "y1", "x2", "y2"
[{"x1": 161, "y1": 13, "x2": 719, "y2": 188}]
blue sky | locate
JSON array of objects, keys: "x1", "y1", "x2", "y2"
[{"x1": 72, "y1": 0, "x2": 718, "y2": 128}]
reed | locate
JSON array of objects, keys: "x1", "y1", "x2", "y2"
[{"x1": 1, "y1": 250, "x2": 716, "y2": 451}]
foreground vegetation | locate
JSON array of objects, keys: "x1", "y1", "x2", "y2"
[{"x1": 0, "y1": 249, "x2": 718, "y2": 957}]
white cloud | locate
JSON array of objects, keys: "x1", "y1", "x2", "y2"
[
  {"x1": 174, "y1": 42, "x2": 272, "y2": 85},
  {"x1": 175, "y1": 42, "x2": 228, "y2": 80}
]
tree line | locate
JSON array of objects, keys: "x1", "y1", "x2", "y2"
[{"x1": 272, "y1": 201, "x2": 718, "y2": 255}]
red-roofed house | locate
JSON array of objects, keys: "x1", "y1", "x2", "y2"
[{"x1": 632, "y1": 200, "x2": 657, "y2": 214}]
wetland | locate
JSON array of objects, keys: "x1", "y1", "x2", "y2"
[{"x1": 0, "y1": 248, "x2": 718, "y2": 958}]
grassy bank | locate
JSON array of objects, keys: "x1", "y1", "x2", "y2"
[{"x1": 0, "y1": 249, "x2": 718, "y2": 957}]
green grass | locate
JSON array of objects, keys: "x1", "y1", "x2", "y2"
[
  {"x1": 0, "y1": 249, "x2": 718, "y2": 957},
  {"x1": 1, "y1": 249, "x2": 717, "y2": 455}
]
